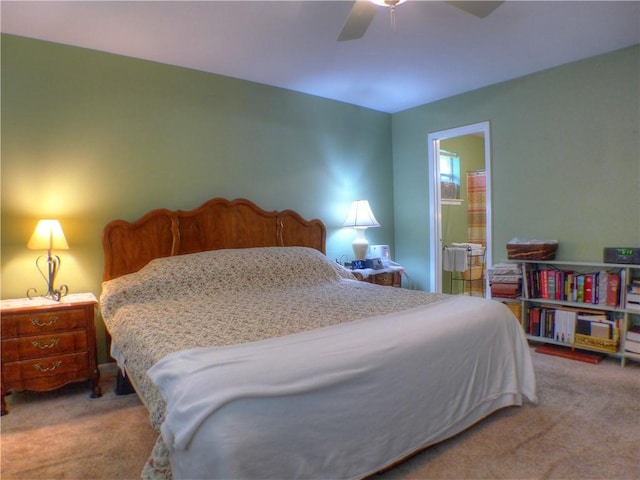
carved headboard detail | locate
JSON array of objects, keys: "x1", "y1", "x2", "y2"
[{"x1": 102, "y1": 197, "x2": 326, "y2": 281}]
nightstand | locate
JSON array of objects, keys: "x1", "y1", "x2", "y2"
[
  {"x1": 1, "y1": 293, "x2": 102, "y2": 415},
  {"x1": 351, "y1": 266, "x2": 403, "y2": 287}
]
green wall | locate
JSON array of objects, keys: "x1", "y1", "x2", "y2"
[
  {"x1": 392, "y1": 45, "x2": 640, "y2": 291},
  {"x1": 3, "y1": 34, "x2": 639, "y2": 361},
  {"x1": 1, "y1": 34, "x2": 395, "y2": 361}
]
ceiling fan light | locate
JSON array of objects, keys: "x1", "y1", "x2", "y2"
[{"x1": 369, "y1": 0, "x2": 407, "y2": 8}]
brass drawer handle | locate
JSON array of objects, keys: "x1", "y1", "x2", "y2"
[
  {"x1": 34, "y1": 361, "x2": 62, "y2": 372},
  {"x1": 31, "y1": 316, "x2": 59, "y2": 328},
  {"x1": 32, "y1": 339, "x2": 60, "y2": 349}
]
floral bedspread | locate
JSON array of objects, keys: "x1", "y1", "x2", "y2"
[{"x1": 100, "y1": 246, "x2": 449, "y2": 478}]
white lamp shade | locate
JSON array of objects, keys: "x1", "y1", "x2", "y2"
[
  {"x1": 27, "y1": 219, "x2": 69, "y2": 250},
  {"x1": 370, "y1": 0, "x2": 407, "y2": 7},
  {"x1": 343, "y1": 200, "x2": 381, "y2": 228}
]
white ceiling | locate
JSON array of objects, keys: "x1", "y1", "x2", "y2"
[{"x1": 1, "y1": 1, "x2": 639, "y2": 113}]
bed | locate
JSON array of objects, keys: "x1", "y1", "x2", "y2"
[{"x1": 99, "y1": 197, "x2": 537, "y2": 480}]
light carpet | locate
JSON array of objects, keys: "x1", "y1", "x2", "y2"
[{"x1": 1, "y1": 348, "x2": 639, "y2": 480}]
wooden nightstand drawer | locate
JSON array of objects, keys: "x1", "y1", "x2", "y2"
[
  {"x1": 2, "y1": 352, "x2": 90, "y2": 391},
  {"x1": 352, "y1": 268, "x2": 403, "y2": 288},
  {"x1": 1, "y1": 308, "x2": 88, "y2": 339},
  {"x1": 371, "y1": 272, "x2": 394, "y2": 286},
  {"x1": 2, "y1": 331, "x2": 88, "y2": 362}
]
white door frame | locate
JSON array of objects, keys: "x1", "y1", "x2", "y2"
[{"x1": 427, "y1": 121, "x2": 492, "y2": 294}]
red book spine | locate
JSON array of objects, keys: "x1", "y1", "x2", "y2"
[
  {"x1": 540, "y1": 270, "x2": 549, "y2": 299},
  {"x1": 607, "y1": 273, "x2": 620, "y2": 307},
  {"x1": 529, "y1": 307, "x2": 541, "y2": 336},
  {"x1": 584, "y1": 274, "x2": 593, "y2": 303}
]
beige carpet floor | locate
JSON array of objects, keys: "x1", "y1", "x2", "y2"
[{"x1": 1, "y1": 347, "x2": 639, "y2": 480}]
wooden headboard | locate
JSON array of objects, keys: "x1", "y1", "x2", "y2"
[{"x1": 102, "y1": 197, "x2": 326, "y2": 281}]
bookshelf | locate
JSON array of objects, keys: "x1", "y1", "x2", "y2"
[{"x1": 494, "y1": 260, "x2": 640, "y2": 366}]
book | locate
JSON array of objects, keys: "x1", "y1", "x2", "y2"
[
  {"x1": 624, "y1": 338, "x2": 640, "y2": 354},
  {"x1": 627, "y1": 291, "x2": 640, "y2": 311},
  {"x1": 543, "y1": 309, "x2": 554, "y2": 338},
  {"x1": 490, "y1": 286, "x2": 520, "y2": 298},
  {"x1": 577, "y1": 313, "x2": 609, "y2": 322},
  {"x1": 595, "y1": 271, "x2": 606, "y2": 304},
  {"x1": 590, "y1": 322, "x2": 611, "y2": 339},
  {"x1": 540, "y1": 270, "x2": 549, "y2": 299},
  {"x1": 528, "y1": 307, "x2": 541, "y2": 336},
  {"x1": 547, "y1": 271, "x2": 556, "y2": 301},
  {"x1": 606, "y1": 273, "x2": 620, "y2": 307},
  {"x1": 584, "y1": 274, "x2": 594, "y2": 303},
  {"x1": 522, "y1": 263, "x2": 530, "y2": 299},
  {"x1": 569, "y1": 273, "x2": 577, "y2": 302},
  {"x1": 626, "y1": 325, "x2": 640, "y2": 342},
  {"x1": 553, "y1": 309, "x2": 576, "y2": 345},
  {"x1": 576, "y1": 275, "x2": 585, "y2": 302},
  {"x1": 565, "y1": 271, "x2": 574, "y2": 301},
  {"x1": 556, "y1": 271, "x2": 564, "y2": 300},
  {"x1": 540, "y1": 308, "x2": 548, "y2": 337},
  {"x1": 627, "y1": 292, "x2": 640, "y2": 301}
]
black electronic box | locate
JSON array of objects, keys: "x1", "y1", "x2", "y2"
[{"x1": 603, "y1": 247, "x2": 640, "y2": 265}]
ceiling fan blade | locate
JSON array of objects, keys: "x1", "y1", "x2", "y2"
[
  {"x1": 338, "y1": 0, "x2": 378, "y2": 42},
  {"x1": 445, "y1": 1, "x2": 504, "y2": 18}
]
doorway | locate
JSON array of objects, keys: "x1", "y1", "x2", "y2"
[{"x1": 427, "y1": 121, "x2": 492, "y2": 295}]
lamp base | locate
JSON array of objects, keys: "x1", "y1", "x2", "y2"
[
  {"x1": 26, "y1": 254, "x2": 69, "y2": 302},
  {"x1": 27, "y1": 285, "x2": 69, "y2": 302},
  {"x1": 352, "y1": 228, "x2": 369, "y2": 261}
]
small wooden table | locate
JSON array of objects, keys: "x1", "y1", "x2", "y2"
[
  {"x1": 351, "y1": 266, "x2": 403, "y2": 288},
  {"x1": 1, "y1": 293, "x2": 102, "y2": 415}
]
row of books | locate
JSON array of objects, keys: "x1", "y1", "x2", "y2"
[
  {"x1": 525, "y1": 306, "x2": 620, "y2": 344},
  {"x1": 522, "y1": 265, "x2": 623, "y2": 307},
  {"x1": 625, "y1": 325, "x2": 640, "y2": 354}
]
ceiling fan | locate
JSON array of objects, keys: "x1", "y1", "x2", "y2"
[{"x1": 337, "y1": 0, "x2": 504, "y2": 41}]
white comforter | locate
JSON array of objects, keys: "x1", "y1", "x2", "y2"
[{"x1": 148, "y1": 295, "x2": 536, "y2": 480}]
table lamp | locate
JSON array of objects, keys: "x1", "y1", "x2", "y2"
[
  {"x1": 26, "y1": 219, "x2": 69, "y2": 301},
  {"x1": 343, "y1": 200, "x2": 380, "y2": 260}
]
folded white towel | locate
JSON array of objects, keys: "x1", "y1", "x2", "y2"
[
  {"x1": 443, "y1": 247, "x2": 468, "y2": 272},
  {"x1": 450, "y1": 243, "x2": 485, "y2": 257},
  {"x1": 451, "y1": 242, "x2": 483, "y2": 249}
]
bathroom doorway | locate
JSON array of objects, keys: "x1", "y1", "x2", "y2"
[{"x1": 427, "y1": 122, "x2": 492, "y2": 295}]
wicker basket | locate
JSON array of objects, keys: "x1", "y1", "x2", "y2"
[
  {"x1": 574, "y1": 329, "x2": 619, "y2": 354},
  {"x1": 459, "y1": 254, "x2": 484, "y2": 280},
  {"x1": 507, "y1": 242, "x2": 558, "y2": 260}
]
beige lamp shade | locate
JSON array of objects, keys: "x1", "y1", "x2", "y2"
[{"x1": 27, "y1": 220, "x2": 69, "y2": 251}]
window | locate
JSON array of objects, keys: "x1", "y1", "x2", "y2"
[{"x1": 440, "y1": 150, "x2": 460, "y2": 201}]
